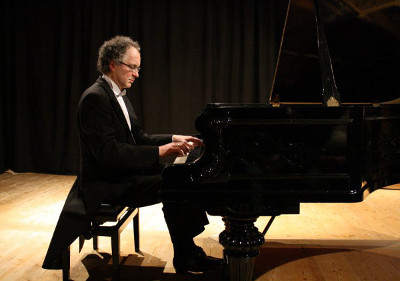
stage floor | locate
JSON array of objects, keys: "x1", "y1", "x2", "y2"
[{"x1": 0, "y1": 171, "x2": 399, "y2": 280}]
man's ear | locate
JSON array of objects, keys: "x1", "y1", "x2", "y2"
[{"x1": 109, "y1": 60, "x2": 117, "y2": 72}]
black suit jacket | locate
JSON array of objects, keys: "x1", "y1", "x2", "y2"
[{"x1": 43, "y1": 76, "x2": 172, "y2": 269}]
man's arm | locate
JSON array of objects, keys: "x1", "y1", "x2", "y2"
[{"x1": 79, "y1": 93, "x2": 160, "y2": 170}]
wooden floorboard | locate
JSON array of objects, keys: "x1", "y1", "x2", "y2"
[{"x1": 0, "y1": 171, "x2": 399, "y2": 280}]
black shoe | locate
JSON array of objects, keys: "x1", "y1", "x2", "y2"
[
  {"x1": 191, "y1": 245, "x2": 206, "y2": 257},
  {"x1": 173, "y1": 247, "x2": 223, "y2": 274}
]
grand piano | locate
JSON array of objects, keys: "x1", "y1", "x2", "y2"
[{"x1": 161, "y1": 0, "x2": 400, "y2": 280}]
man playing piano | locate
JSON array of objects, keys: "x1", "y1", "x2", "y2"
[{"x1": 42, "y1": 35, "x2": 221, "y2": 274}]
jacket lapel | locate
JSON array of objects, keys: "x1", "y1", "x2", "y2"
[
  {"x1": 122, "y1": 95, "x2": 137, "y2": 124},
  {"x1": 96, "y1": 77, "x2": 136, "y2": 144},
  {"x1": 123, "y1": 95, "x2": 139, "y2": 144}
]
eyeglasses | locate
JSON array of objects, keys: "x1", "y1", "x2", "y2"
[{"x1": 118, "y1": 61, "x2": 141, "y2": 73}]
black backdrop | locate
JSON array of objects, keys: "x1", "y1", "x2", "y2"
[{"x1": 0, "y1": 0, "x2": 287, "y2": 174}]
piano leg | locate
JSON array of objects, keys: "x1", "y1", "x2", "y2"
[{"x1": 219, "y1": 216, "x2": 265, "y2": 281}]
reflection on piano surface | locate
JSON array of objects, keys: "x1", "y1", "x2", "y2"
[
  {"x1": 162, "y1": 0, "x2": 400, "y2": 280},
  {"x1": 164, "y1": 104, "x2": 400, "y2": 211}
]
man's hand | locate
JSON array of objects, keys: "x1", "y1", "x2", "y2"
[
  {"x1": 159, "y1": 141, "x2": 191, "y2": 157},
  {"x1": 172, "y1": 135, "x2": 203, "y2": 148},
  {"x1": 159, "y1": 135, "x2": 203, "y2": 158}
]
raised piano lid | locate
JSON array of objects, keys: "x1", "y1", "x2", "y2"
[{"x1": 271, "y1": 0, "x2": 400, "y2": 104}]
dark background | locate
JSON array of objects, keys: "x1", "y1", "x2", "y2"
[
  {"x1": 0, "y1": 0, "x2": 287, "y2": 174},
  {"x1": 0, "y1": 0, "x2": 399, "y2": 175}
]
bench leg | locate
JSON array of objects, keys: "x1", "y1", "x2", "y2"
[
  {"x1": 62, "y1": 247, "x2": 70, "y2": 281},
  {"x1": 93, "y1": 235, "x2": 98, "y2": 250},
  {"x1": 111, "y1": 232, "x2": 121, "y2": 277},
  {"x1": 133, "y1": 210, "x2": 140, "y2": 252}
]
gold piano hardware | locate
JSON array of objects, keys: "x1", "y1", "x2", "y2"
[{"x1": 327, "y1": 96, "x2": 340, "y2": 107}]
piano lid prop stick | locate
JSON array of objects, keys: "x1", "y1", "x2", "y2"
[{"x1": 262, "y1": 216, "x2": 276, "y2": 236}]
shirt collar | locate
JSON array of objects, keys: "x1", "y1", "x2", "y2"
[{"x1": 102, "y1": 74, "x2": 126, "y2": 97}]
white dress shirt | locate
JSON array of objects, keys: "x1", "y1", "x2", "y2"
[{"x1": 102, "y1": 74, "x2": 131, "y2": 130}]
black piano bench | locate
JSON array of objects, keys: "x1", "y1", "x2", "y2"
[{"x1": 62, "y1": 205, "x2": 140, "y2": 281}]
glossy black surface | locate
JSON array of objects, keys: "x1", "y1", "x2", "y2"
[{"x1": 162, "y1": 103, "x2": 400, "y2": 216}]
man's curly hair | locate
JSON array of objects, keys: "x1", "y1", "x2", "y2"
[{"x1": 97, "y1": 36, "x2": 141, "y2": 74}]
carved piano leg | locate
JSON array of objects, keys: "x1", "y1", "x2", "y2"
[{"x1": 219, "y1": 216, "x2": 265, "y2": 281}]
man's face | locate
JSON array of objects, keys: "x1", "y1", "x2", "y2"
[{"x1": 110, "y1": 46, "x2": 141, "y2": 90}]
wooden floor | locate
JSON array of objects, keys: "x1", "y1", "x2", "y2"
[{"x1": 0, "y1": 171, "x2": 399, "y2": 281}]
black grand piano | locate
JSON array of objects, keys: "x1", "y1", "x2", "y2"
[{"x1": 161, "y1": 0, "x2": 400, "y2": 280}]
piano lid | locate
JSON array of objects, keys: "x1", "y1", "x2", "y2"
[{"x1": 270, "y1": 0, "x2": 400, "y2": 104}]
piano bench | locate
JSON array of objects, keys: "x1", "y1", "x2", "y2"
[{"x1": 62, "y1": 205, "x2": 140, "y2": 281}]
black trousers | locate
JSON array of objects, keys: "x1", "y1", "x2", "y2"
[{"x1": 105, "y1": 174, "x2": 209, "y2": 247}]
